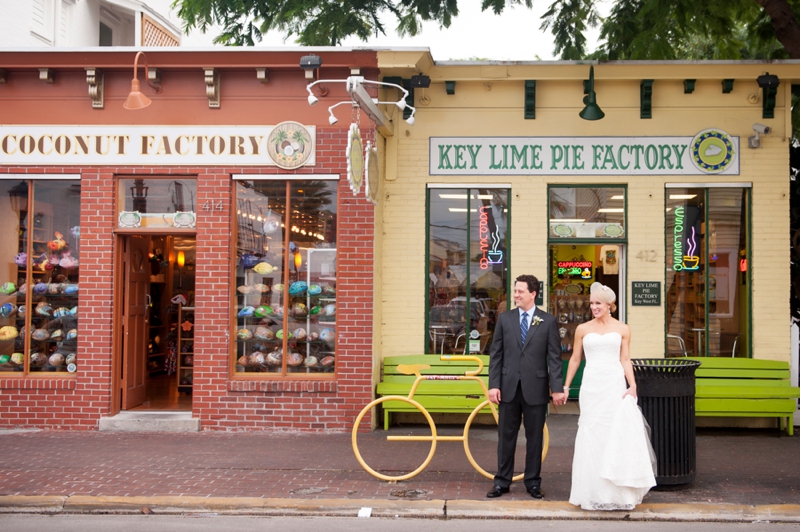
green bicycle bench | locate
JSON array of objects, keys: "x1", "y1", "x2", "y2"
[
  {"x1": 685, "y1": 357, "x2": 800, "y2": 435},
  {"x1": 376, "y1": 355, "x2": 493, "y2": 430}
]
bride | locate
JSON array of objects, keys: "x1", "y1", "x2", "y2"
[{"x1": 560, "y1": 282, "x2": 656, "y2": 510}]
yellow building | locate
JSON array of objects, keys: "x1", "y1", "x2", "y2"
[{"x1": 372, "y1": 54, "x2": 795, "y2": 394}]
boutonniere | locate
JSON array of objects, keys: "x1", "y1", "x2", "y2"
[{"x1": 532, "y1": 316, "x2": 543, "y2": 326}]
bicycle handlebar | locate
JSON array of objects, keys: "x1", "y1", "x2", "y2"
[{"x1": 440, "y1": 355, "x2": 484, "y2": 376}]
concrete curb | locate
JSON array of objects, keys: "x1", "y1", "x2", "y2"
[
  {"x1": 1, "y1": 496, "x2": 799, "y2": 522},
  {"x1": 446, "y1": 500, "x2": 800, "y2": 522}
]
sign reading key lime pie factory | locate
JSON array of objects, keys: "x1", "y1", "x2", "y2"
[{"x1": 430, "y1": 129, "x2": 738, "y2": 176}]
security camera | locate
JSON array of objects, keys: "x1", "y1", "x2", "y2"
[
  {"x1": 748, "y1": 123, "x2": 772, "y2": 148},
  {"x1": 752, "y1": 123, "x2": 771, "y2": 135}
]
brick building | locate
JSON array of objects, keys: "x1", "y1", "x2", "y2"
[{"x1": 0, "y1": 49, "x2": 379, "y2": 430}]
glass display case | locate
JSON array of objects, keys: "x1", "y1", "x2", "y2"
[
  {"x1": 0, "y1": 180, "x2": 80, "y2": 375},
  {"x1": 233, "y1": 178, "x2": 338, "y2": 376}
]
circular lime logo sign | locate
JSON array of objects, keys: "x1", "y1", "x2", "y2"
[{"x1": 691, "y1": 129, "x2": 735, "y2": 173}]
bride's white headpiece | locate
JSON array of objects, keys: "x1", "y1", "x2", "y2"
[{"x1": 590, "y1": 282, "x2": 617, "y2": 312}]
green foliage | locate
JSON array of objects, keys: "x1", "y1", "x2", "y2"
[
  {"x1": 540, "y1": 0, "x2": 599, "y2": 60},
  {"x1": 172, "y1": 0, "x2": 531, "y2": 46},
  {"x1": 173, "y1": 0, "x2": 800, "y2": 61}
]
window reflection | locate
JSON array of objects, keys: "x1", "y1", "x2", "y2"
[
  {"x1": 0, "y1": 180, "x2": 81, "y2": 375},
  {"x1": 117, "y1": 178, "x2": 197, "y2": 228},
  {"x1": 234, "y1": 179, "x2": 337, "y2": 376},
  {"x1": 549, "y1": 187, "x2": 625, "y2": 239},
  {"x1": 427, "y1": 188, "x2": 509, "y2": 354},
  {"x1": 665, "y1": 188, "x2": 749, "y2": 357}
]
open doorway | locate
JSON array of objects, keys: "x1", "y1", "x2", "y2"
[
  {"x1": 548, "y1": 243, "x2": 625, "y2": 360},
  {"x1": 118, "y1": 234, "x2": 195, "y2": 412}
]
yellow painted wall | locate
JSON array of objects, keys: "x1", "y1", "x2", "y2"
[{"x1": 376, "y1": 55, "x2": 794, "y2": 364}]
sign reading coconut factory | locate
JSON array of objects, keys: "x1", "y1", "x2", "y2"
[
  {"x1": 430, "y1": 130, "x2": 739, "y2": 175},
  {"x1": 0, "y1": 123, "x2": 316, "y2": 168}
]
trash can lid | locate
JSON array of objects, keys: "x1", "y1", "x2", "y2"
[{"x1": 631, "y1": 358, "x2": 701, "y2": 376}]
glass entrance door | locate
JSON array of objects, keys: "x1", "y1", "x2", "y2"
[{"x1": 548, "y1": 244, "x2": 625, "y2": 358}]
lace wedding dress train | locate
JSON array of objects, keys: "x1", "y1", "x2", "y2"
[{"x1": 569, "y1": 332, "x2": 657, "y2": 511}]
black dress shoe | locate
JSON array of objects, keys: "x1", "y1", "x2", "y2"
[
  {"x1": 486, "y1": 485, "x2": 510, "y2": 498},
  {"x1": 528, "y1": 487, "x2": 544, "y2": 499}
]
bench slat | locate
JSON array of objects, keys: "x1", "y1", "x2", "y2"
[
  {"x1": 381, "y1": 395, "x2": 493, "y2": 412},
  {"x1": 696, "y1": 378, "x2": 789, "y2": 387},
  {"x1": 697, "y1": 386, "x2": 800, "y2": 399},
  {"x1": 695, "y1": 368, "x2": 790, "y2": 379},
  {"x1": 685, "y1": 357, "x2": 790, "y2": 370},
  {"x1": 696, "y1": 398, "x2": 797, "y2": 413},
  {"x1": 378, "y1": 381, "x2": 488, "y2": 396}
]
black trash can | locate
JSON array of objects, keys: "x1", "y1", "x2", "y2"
[{"x1": 631, "y1": 358, "x2": 701, "y2": 486}]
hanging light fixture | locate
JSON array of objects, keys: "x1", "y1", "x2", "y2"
[
  {"x1": 579, "y1": 66, "x2": 605, "y2": 121},
  {"x1": 123, "y1": 51, "x2": 163, "y2": 110}
]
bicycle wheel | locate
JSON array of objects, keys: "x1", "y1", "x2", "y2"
[
  {"x1": 351, "y1": 395, "x2": 437, "y2": 482},
  {"x1": 462, "y1": 399, "x2": 550, "y2": 482}
]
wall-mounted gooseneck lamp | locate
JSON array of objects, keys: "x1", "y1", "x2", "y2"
[
  {"x1": 579, "y1": 66, "x2": 605, "y2": 121},
  {"x1": 123, "y1": 51, "x2": 163, "y2": 110}
]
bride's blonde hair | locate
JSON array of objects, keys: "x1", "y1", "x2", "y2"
[{"x1": 590, "y1": 282, "x2": 617, "y2": 313}]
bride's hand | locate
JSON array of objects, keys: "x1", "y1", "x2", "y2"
[{"x1": 622, "y1": 386, "x2": 637, "y2": 399}]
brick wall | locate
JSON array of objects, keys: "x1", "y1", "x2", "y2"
[{"x1": 0, "y1": 127, "x2": 377, "y2": 431}]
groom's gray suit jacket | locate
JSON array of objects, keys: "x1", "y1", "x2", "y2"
[{"x1": 488, "y1": 307, "x2": 564, "y2": 405}]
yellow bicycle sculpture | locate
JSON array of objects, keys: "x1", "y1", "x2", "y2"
[{"x1": 351, "y1": 355, "x2": 549, "y2": 481}]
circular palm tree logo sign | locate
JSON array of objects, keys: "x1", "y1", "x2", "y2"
[
  {"x1": 267, "y1": 122, "x2": 313, "y2": 169},
  {"x1": 690, "y1": 129, "x2": 735, "y2": 173}
]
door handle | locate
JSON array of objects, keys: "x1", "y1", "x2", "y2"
[{"x1": 145, "y1": 294, "x2": 151, "y2": 307}]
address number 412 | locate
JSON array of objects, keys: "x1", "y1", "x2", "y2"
[{"x1": 636, "y1": 250, "x2": 657, "y2": 262}]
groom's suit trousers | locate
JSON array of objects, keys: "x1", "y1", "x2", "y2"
[{"x1": 495, "y1": 381, "x2": 547, "y2": 490}]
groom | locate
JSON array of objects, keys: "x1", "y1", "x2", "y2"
[{"x1": 486, "y1": 274, "x2": 565, "y2": 499}]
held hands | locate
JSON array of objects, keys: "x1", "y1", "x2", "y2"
[{"x1": 552, "y1": 391, "x2": 568, "y2": 406}]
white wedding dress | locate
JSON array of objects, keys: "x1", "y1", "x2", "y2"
[{"x1": 569, "y1": 332, "x2": 657, "y2": 510}]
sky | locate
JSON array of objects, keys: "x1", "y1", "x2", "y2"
[{"x1": 170, "y1": 2, "x2": 606, "y2": 62}]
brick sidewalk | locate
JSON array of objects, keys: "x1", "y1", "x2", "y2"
[{"x1": 0, "y1": 414, "x2": 798, "y2": 506}]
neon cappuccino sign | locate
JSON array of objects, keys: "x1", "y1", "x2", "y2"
[{"x1": 557, "y1": 261, "x2": 593, "y2": 279}]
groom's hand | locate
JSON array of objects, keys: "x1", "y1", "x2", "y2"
[{"x1": 488, "y1": 388, "x2": 501, "y2": 404}]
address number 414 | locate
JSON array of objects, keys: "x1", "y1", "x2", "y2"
[{"x1": 202, "y1": 200, "x2": 224, "y2": 211}]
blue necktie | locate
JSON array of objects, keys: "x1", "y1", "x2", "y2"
[{"x1": 520, "y1": 312, "x2": 529, "y2": 346}]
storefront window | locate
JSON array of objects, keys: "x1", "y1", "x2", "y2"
[
  {"x1": 116, "y1": 178, "x2": 197, "y2": 229},
  {"x1": 665, "y1": 187, "x2": 750, "y2": 357},
  {"x1": 549, "y1": 186, "x2": 625, "y2": 239},
  {"x1": 548, "y1": 186, "x2": 626, "y2": 359},
  {"x1": 426, "y1": 188, "x2": 510, "y2": 355},
  {"x1": 0, "y1": 179, "x2": 81, "y2": 375},
  {"x1": 233, "y1": 178, "x2": 337, "y2": 376}
]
